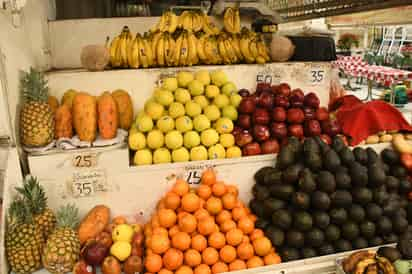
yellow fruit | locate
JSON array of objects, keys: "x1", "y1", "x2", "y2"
[
  {"x1": 112, "y1": 224, "x2": 134, "y2": 242},
  {"x1": 110, "y1": 241, "x2": 132, "y2": 261}
]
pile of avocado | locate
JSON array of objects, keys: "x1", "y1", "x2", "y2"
[{"x1": 250, "y1": 136, "x2": 412, "y2": 262}]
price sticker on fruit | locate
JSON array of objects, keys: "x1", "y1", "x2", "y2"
[
  {"x1": 71, "y1": 169, "x2": 107, "y2": 198},
  {"x1": 256, "y1": 67, "x2": 282, "y2": 85}
]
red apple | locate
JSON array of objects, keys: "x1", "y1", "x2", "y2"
[
  {"x1": 237, "y1": 114, "x2": 252, "y2": 129},
  {"x1": 291, "y1": 88, "x2": 304, "y2": 98},
  {"x1": 274, "y1": 95, "x2": 290, "y2": 108},
  {"x1": 320, "y1": 134, "x2": 332, "y2": 145},
  {"x1": 239, "y1": 97, "x2": 256, "y2": 114},
  {"x1": 289, "y1": 89, "x2": 305, "y2": 108},
  {"x1": 261, "y1": 139, "x2": 280, "y2": 154},
  {"x1": 232, "y1": 126, "x2": 243, "y2": 137},
  {"x1": 287, "y1": 108, "x2": 305, "y2": 124},
  {"x1": 304, "y1": 120, "x2": 321, "y2": 136},
  {"x1": 73, "y1": 260, "x2": 96, "y2": 274},
  {"x1": 253, "y1": 125, "x2": 270, "y2": 142},
  {"x1": 272, "y1": 107, "x2": 287, "y2": 122},
  {"x1": 302, "y1": 106, "x2": 316, "y2": 120},
  {"x1": 321, "y1": 119, "x2": 341, "y2": 137},
  {"x1": 288, "y1": 124, "x2": 304, "y2": 138},
  {"x1": 316, "y1": 107, "x2": 329, "y2": 121},
  {"x1": 235, "y1": 130, "x2": 253, "y2": 147},
  {"x1": 271, "y1": 85, "x2": 279, "y2": 95},
  {"x1": 132, "y1": 232, "x2": 144, "y2": 247},
  {"x1": 278, "y1": 83, "x2": 291, "y2": 97},
  {"x1": 242, "y1": 142, "x2": 262, "y2": 156},
  {"x1": 83, "y1": 242, "x2": 108, "y2": 266},
  {"x1": 253, "y1": 108, "x2": 270, "y2": 125},
  {"x1": 280, "y1": 138, "x2": 289, "y2": 147},
  {"x1": 238, "y1": 89, "x2": 250, "y2": 97},
  {"x1": 256, "y1": 83, "x2": 271, "y2": 94},
  {"x1": 304, "y1": 92, "x2": 320, "y2": 108},
  {"x1": 270, "y1": 122, "x2": 288, "y2": 139},
  {"x1": 258, "y1": 92, "x2": 274, "y2": 109}
]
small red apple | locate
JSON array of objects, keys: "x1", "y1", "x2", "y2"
[
  {"x1": 316, "y1": 107, "x2": 329, "y2": 121},
  {"x1": 253, "y1": 125, "x2": 270, "y2": 142},
  {"x1": 271, "y1": 85, "x2": 279, "y2": 94},
  {"x1": 239, "y1": 97, "x2": 256, "y2": 114},
  {"x1": 302, "y1": 107, "x2": 316, "y2": 121},
  {"x1": 303, "y1": 92, "x2": 320, "y2": 108},
  {"x1": 291, "y1": 88, "x2": 304, "y2": 98},
  {"x1": 242, "y1": 142, "x2": 262, "y2": 156},
  {"x1": 253, "y1": 108, "x2": 271, "y2": 125},
  {"x1": 237, "y1": 114, "x2": 252, "y2": 129},
  {"x1": 270, "y1": 122, "x2": 288, "y2": 139},
  {"x1": 258, "y1": 92, "x2": 274, "y2": 109},
  {"x1": 82, "y1": 242, "x2": 108, "y2": 266},
  {"x1": 232, "y1": 126, "x2": 243, "y2": 137},
  {"x1": 320, "y1": 134, "x2": 332, "y2": 145},
  {"x1": 256, "y1": 83, "x2": 271, "y2": 94},
  {"x1": 274, "y1": 95, "x2": 290, "y2": 108},
  {"x1": 287, "y1": 108, "x2": 305, "y2": 124},
  {"x1": 238, "y1": 89, "x2": 250, "y2": 97},
  {"x1": 235, "y1": 130, "x2": 253, "y2": 147},
  {"x1": 278, "y1": 83, "x2": 291, "y2": 97},
  {"x1": 288, "y1": 124, "x2": 304, "y2": 138},
  {"x1": 321, "y1": 119, "x2": 341, "y2": 137},
  {"x1": 73, "y1": 260, "x2": 96, "y2": 274},
  {"x1": 132, "y1": 232, "x2": 144, "y2": 247},
  {"x1": 304, "y1": 120, "x2": 321, "y2": 137},
  {"x1": 272, "y1": 107, "x2": 287, "y2": 122},
  {"x1": 261, "y1": 139, "x2": 280, "y2": 154}
]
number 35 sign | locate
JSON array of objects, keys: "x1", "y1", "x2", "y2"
[{"x1": 71, "y1": 169, "x2": 107, "y2": 198}]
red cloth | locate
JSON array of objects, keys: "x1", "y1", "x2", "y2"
[{"x1": 334, "y1": 95, "x2": 412, "y2": 145}]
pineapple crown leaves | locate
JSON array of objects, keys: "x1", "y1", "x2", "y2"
[
  {"x1": 56, "y1": 204, "x2": 80, "y2": 229},
  {"x1": 15, "y1": 175, "x2": 48, "y2": 216},
  {"x1": 8, "y1": 196, "x2": 34, "y2": 226},
  {"x1": 20, "y1": 67, "x2": 49, "y2": 103}
]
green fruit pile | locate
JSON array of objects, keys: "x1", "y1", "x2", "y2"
[{"x1": 129, "y1": 69, "x2": 243, "y2": 165}]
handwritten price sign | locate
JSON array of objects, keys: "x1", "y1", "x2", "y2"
[
  {"x1": 180, "y1": 164, "x2": 214, "y2": 185},
  {"x1": 72, "y1": 152, "x2": 97, "y2": 168},
  {"x1": 72, "y1": 169, "x2": 107, "y2": 198},
  {"x1": 256, "y1": 67, "x2": 283, "y2": 85}
]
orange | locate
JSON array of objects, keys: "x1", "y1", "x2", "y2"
[
  {"x1": 242, "y1": 235, "x2": 250, "y2": 244},
  {"x1": 250, "y1": 229, "x2": 264, "y2": 241},
  {"x1": 201, "y1": 169, "x2": 216, "y2": 186},
  {"x1": 221, "y1": 193, "x2": 236, "y2": 210},
  {"x1": 191, "y1": 234, "x2": 208, "y2": 252},
  {"x1": 229, "y1": 259, "x2": 246, "y2": 271},
  {"x1": 159, "y1": 268, "x2": 173, "y2": 274},
  {"x1": 172, "y1": 231, "x2": 191, "y2": 251},
  {"x1": 177, "y1": 211, "x2": 189, "y2": 222},
  {"x1": 264, "y1": 252, "x2": 281, "y2": 265},
  {"x1": 158, "y1": 199, "x2": 167, "y2": 210},
  {"x1": 249, "y1": 214, "x2": 257, "y2": 222},
  {"x1": 179, "y1": 213, "x2": 197, "y2": 233},
  {"x1": 226, "y1": 228, "x2": 243, "y2": 246},
  {"x1": 232, "y1": 207, "x2": 247, "y2": 221},
  {"x1": 211, "y1": 261, "x2": 229, "y2": 274},
  {"x1": 182, "y1": 193, "x2": 201, "y2": 212},
  {"x1": 144, "y1": 223, "x2": 153, "y2": 236},
  {"x1": 146, "y1": 248, "x2": 154, "y2": 256},
  {"x1": 252, "y1": 237, "x2": 272, "y2": 256},
  {"x1": 158, "y1": 209, "x2": 177, "y2": 228},
  {"x1": 153, "y1": 227, "x2": 169, "y2": 236},
  {"x1": 246, "y1": 256, "x2": 264, "y2": 268},
  {"x1": 197, "y1": 185, "x2": 212, "y2": 200},
  {"x1": 173, "y1": 179, "x2": 190, "y2": 196},
  {"x1": 208, "y1": 232, "x2": 226, "y2": 249},
  {"x1": 169, "y1": 225, "x2": 180, "y2": 237},
  {"x1": 198, "y1": 217, "x2": 216, "y2": 236},
  {"x1": 211, "y1": 182, "x2": 227, "y2": 197},
  {"x1": 225, "y1": 185, "x2": 238, "y2": 196},
  {"x1": 112, "y1": 216, "x2": 127, "y2": 225},
  {"x1": 184, "y1": 249, "x2": 202, "y2": 267},
  {"x1": 216, "y1": 210, "x2": 231, "y2": 225},
  {"x1": 206, "y1": 197, "x2": 223, "y2": 215},
  {"x1": 219, "y1": 245, "x2": 237, "y2": 263},
  {"x1": 145, "y1": 254, "x2": 163, "y2": 273},
  {"x1": 238, "y1": 217, "x2": 254, "y2": 234},
  {"x1": 202, "y1": 247, "x2": 219, "y2": 265},
  {"x1": 165, "y1": 192, "x2": 181, "y2": 210},
  {"x1": 150, "y1": 234, "x2": 170, "y2": 254},
  {"x1": 220, "y1": 220, "x2": 236, "y2": 233},
  {"x1": 145, "y1": 236, "x2": 152, "y2": 248},
  {"x1": 194, "y1": 264, "x2": 212, "y2": 274},
  {"x1": 194, "y1": 208, "x2": 210, "y2": 220},
  {"x1": 176, "y1": 265, "x2": 194, "y2": 274},
  {"x1": 237, "y1": 243, "x2": 254, "y2": 260},
  {"x1": 151, "y1": 214, "x2": 161, "y2": 228},
  {"x1": 163, "y1": 248, "x2": 183, "y2": 270}
]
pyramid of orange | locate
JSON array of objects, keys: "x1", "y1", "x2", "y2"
[{"x1": 144, "y1": 169, "x2": 281, "y2": 274}]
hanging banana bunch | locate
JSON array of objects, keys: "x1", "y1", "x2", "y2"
[
  {"x1": 152, "y1": 32, "x2": 176, "y2": 67},
  {"x1": 202, "y1": 13, "x2": 220, "y2": 35},
  {"x1": 223, "y1": 8, "x2": 241, "y2": 34},
  {"x1": 178, "y1": 11, "x2": 204, "y2": 32},
  {"x1": 110, "y1": 26, "x2": 133, "y2": 68},
  {"x1": 153, "y1": 11, "x2": 179, "y2": 33}
]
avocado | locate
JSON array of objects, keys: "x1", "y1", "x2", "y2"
[
  {"x1": 286, "y1": 230, "x2": 305, "y2": 248},
  {"x1": 305, "y1": 152, "x2": 323, "y2": 171},
  {"x1": 384, "y1": 233, "x2": 399, "y2": 244},
  {"x1": 291, "y1": 192, "x2": 310, "y2": 210},
  {"x1": 293, "y1": 211, "x2": 313, "y2": 231},
  {"x1": 368, "y1": 164, "x2": 386, "y2": 187},
  {"x1": 334, "y1": 239, "x2": 352, "y2": 252},
  {"x1": 263, "y1": 170, "x2": 283, "y2": 185},
  {"x1": 249, "y1": 199, "x2": 267, "y2": 218},
  {"x1": 340, "y1": 147, "x2": 356, "y2": 166},
  {"x1": 269, "y1": 184, "x2": 295, "y2": 200},
  {"x1": 316, "y1": 171, "x2": 336, "y2": 193},
  {"x1": 280, "y1": 247, "x2": 300, "y2": 262},
  {"x1": 263, "y1": 198, "x2": 286, "y2": 215},
  {"x1": 390, "y1": 165, "x2": 408, "y2": 178},
  {"x1": 311, "y1": 191, "x2": 331, "y2": 211},
  {"x1": 399, "y1": 198, "x2": 409, "y2": 209},
  {"x1": 392, "y1": 216, "x2": 408, "y2": 233},
  {"x1": 303, "y1": 138, "x2": 320, "y2": 154},
  {"x1": 360, "y1": 221, "x2": 376, "y2": 239},
  {"x1": 353, "y1": 237, "x2": 369, "y2": 249},
  {"x1": 287, "y1": 136, "x2": 302, "y2": 155},
  {"x1": 397, "y1": 231, "x2": 412, "y2": 259},
  {"x1": 318, "y1": 244, "x2": 335, "y2": 256},
  {"x1": 335, "y1": 171, "x2": 352, "y2": 189},
  {"x1": 377, "y1": 246, "x2": 402, "y2": 262},
  {"x1": 396, "y1": 208, "x2": 407, "y2": 219},
  {"x1": 306, "y1": 228, "x2": 325, "y2": 247},
  {"x1": 366, "y1": 203, "x2": 383, "y2": 221},
  {"x1": 352, "y1": 187, "x2": 373, "y2": 205},
  {"x1": 314, "y1": 136, "x2": 331, "y2": 154},
  {"x1": 381, "y1": 148, "x2": 400, "y2": 165},
  {"x1": 383, "y1": 200, "x2": 401, "y2": 216},
  {"x1": 369, "y1": 236, "x2": 384, "y2": 246},
  {"x1": 254, "y1": 166, "x2": 276, "y2": 184},
  {"x1": 378, "y1": 216, "x2": 393, "y2": 235},
  {"x1": 373, "y1": 187, "x2": 389, "y2": 206},
  {"x1": 265, "y1": 226, "x2": 285, "y2": 246},
  {"x1": 408, "y1": 203, "x2": 412, "y2": 223},
  {"x1": 277, "y1": 146, "x2": 296, "y2": 170},
  {"x1": 301, "y1": 248, "x2": 317, "y2": 259},
  {"x1": 382, "y1": 163, "x2": 390, "y2": 174},
  {"x1": 298, "y1": 168, "x2": 317, "y2": 193},
  {"x1": 353, "y1": 147, "x2": 368, "y2": 165},
  {"x1": 255, "y1": 218, "x2": 270, "y2": 230},
  {"x1": 385, "y1": 176, "x2": 400, "y2": 192},
  {"x1": 399, "y1": 178, "x2": 412, "y2": 194},
  {"x1": 366, "y1": 147, "x2": 379, "y2": 164},
  {"x1": 331, "y1": 190, "x2": 352, "y2": 208},
  {"x1": 349, "y1": 204, "x2": 366, "y2": 223},
  {"x1": 282, "y1": 164, "x2": 303, "y2": 183},
  {"x1": 252, "y1": 184, "x2": 270, "y2": 201},
  {"x1": 332, "y1": 136, "x2": 345, "y2": 152},
  {"x1": 337, "y1": 166, "x2": 349, "y2": 173},
  {"x1": 330, "y1": 208, "x2": 348, "y2": 225},
  {"x1": 325, "y1": 224, "x2": 341, "y2": 242},
  {"x1": 323, "y1": 150, "x2": 342, "y2": 172},
  {"x1": 313, "y1": 211, "x2": 330, "y2": 229},
  {"x1": 342, "y1": 222, "x2": 360, "y2": 240},
  {"x1": 350, "y1": 162, "x2": 369, "y2": 187},
  {"x1": 272, "y1": 209, "x2": 292, "y2": 230}
]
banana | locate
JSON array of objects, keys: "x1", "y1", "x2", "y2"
[
  {"x1": 180, "y1": 11, "x2": 192, "y2": 31},
  {"x1": 192, "y1": 12, "x2": 203, "y2": 32},
  {"x1": 136, "y1": 35, "x2": 149, "y2": 68},
  {"x1": 257, "y1": 36, "x2": 270, "y2": 62},
  {"x1": 172, "y1": 33, "x2": 183, "y2": 66},
  {"x1": 119, "y1": 31, "x2": 129, "y2": 68},
  {"x1": 249, "y1": 37, "x2": 259, "y2": 60},
  {"x1": 187, "y1": 31, "x2": 198, "y2": 66},
  {"x1": 203, "y1": 36, "x2": 215, "y2": 65},
  {"x1": 365, "y1": 264, "x2": 378, "y2": 274},
  {"x1": 179, "y1": 32, "x2": 189, "y2": 66},
  {"x1": 376, "y1": 257, "x2": 396, "y2": 274},
  {"x1": 230, "y1": 34, "x2": 243, "y2": 62},
  {"x1": 168, "y1": 12, "x2": 178, "y2": 33},
  {"x1": 143, "y1": 36, "x2": 154, "y2": 67},
  {"x1": 202, "y1": 13, "x2": 220, "y2": 35},
  {"x1": 212, "y1": 36, "x2": 222, "y2": 64},
  {"x1": 354, "y1": 259, "x2": 377, "y2": 274},
  {"x1": 218, "y1": 36, "x2": 231, "y2": 64},
  {"x1": 196, "y1": 34, "x2": 207, "y2": 63},
  {"x1": 240, "y1": 34, "x2": 255, "y2": 63},
  {"x1": 109, "y1": 35, "x2": 122, "y2": 68},
  {"x1": 128, "y1": 37, "x2": 140, "y2": 68},
  {"x1": 151, "y1": 31, "x2": 162, "y2": 55},
  {"x1": 157, "y1": 12, "x2": 167, "y2": 32},
  {"x1": 156, "y1": 35, "x2": 165, "y2": 67},
  {"x1": 165, "y1": 33, "x2": 175, "y2": 67},
  {"x1": 233, "y1": 9, "x2": 241, "y2": 33},
  {"x1": 343, "y1": 251, "x2": 375, "y2": 274},
  {"x1": 223, "y1": 37, "x2": 238, "y2": 64},
  {"x1": 223, "y1": 8, "x2": 235, "y2": 33}
]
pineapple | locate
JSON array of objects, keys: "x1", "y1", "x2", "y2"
[
  {"x1": 42, "y1": 204, "x2": 81, "y2": 274},
  {"x1": 16, "y1": 176, "x2": 56, "y2": 240},
  {"x1": 5, "y1": 197, "x2": 44, "y2": 274},
  {"x1": 20, "y1": 67, "x2": 54, "y2": 147}
]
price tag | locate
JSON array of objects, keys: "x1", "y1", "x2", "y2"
[
  {"x1": 72, "y1": 152, "x2": 97, "y2": 168},
  {"x1": 307, "y1": 65, "x2": 327, "y2": 86},
  {"x1": 256, "y1": 67, "x2": 282, "y2": 85},
  {"x1": 181, "y1": 164, "x2": 214, "y2": 185},
  {"x1": 71, "y1": 169, "x2": 107, "y2": 198}
]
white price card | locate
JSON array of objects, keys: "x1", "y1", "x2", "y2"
[
  {"x1": 180, "y1": 164, "x2": 214, "y2": 185},
  {"x1": 256, "y1": 66, "x2": 283, "y2": 85},
  {"x1": 72, "y1": 152, "x2": 97, "y2": 168},
  {"x1": 72, "y1": 169, "x2": 107, "y2": 198},
  {"x1": 307, "y1": 65, "x2": 326, "y2": 86}
]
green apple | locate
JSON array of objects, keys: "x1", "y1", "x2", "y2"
[
  {"x1": 184, "y1": 131, "x2": 201, "y2": 148},
  {"x1": 172, "y1": 147, "x2": 190, "y2": 162},
  {"x1": 221, "y1": 82, "x2": 237, "y2": 96},
  {"x1": 201, "y1": 128, "x2": 219, "y2": 147},
  {"x1": 165, "y1": 130, "x2": 183, "y2": 149},
  {"x1": 185, "y1": 101, "x2": 202, "y2": 117},
  {"x1": 193, "y1": 95, "x2": 209, "y2": 109},
  {"x1": 137, "y1": 114, "x2": 154, "y2": 132},
  {"x1": 210, "y1": 69, "x2": 228, "y2": 87},
  {"x1": 213, "y1": 94, "x2": 230, "y2": 108},
  {"x1": 230, "y1": 94, "x2": 242, "y2": 107},
  {"x1": 190, "y1": 146, "x2": 208, "y2": 161},
  {"x1": 177, "y1": 71, "x2": 194, "y2": 88},
  {"x1": 129, "y1": 132, "x2": 146, "y2": 150},
  {"x1": 222, "y1": 105, "x2": 238, "y2": 121},
  {"x1": 219, "y1": 133, "x2": 235, "y2": 148},
  {"x1": 134, "y1": 149, "x2": 153, "y2": 165},
  {"x1": 169, "y1": 102, "x2": 185, "y2": 118},
  {"x1": 195, "y1": 70, "x2": 211, "y2": 86},
  {"x1": 162, "y1": 77, "x2": 178, "y2": 91},
  {"x1": 175, "y1": 116, "x2": 193, "y2": 132},
  {"x1": 208, "y1": 144, "x2": 226, "y2": 160},
  {"x1": 175, "y1": 88, "x2": 191, "y2": 104},
  {"x1": 204, "y1": 105, "x2": 221, "y2": 121},
  {"x1": 154, "y1": 88, "x2": 174, "y2": 106},
  {"x1": 145, "y1": 101, "x2": 164, "y2": 120},
  {"x1": 205, "y1": 85, "x2": 220, "y2": 99},
  {"x1": 226, "y1": 146, "x2": 242, "y2": 158},
  {"x1": 157, "y1": 116, "x2": 175, "y2": 133},
  {"x1": 215, "y1": 117, "x2": 234, "y2": 134},
  {"x1": 153, "y1": 148, "x2": 171, "y2": 164},
  {"x1": 188, "y1": 79, "x2": 204, "y2": 96},
  {"x1": 147, "y1": 129, "x2": 165, "y2": 149},
  {"x1": 193, "y1": 114, "x2": 211, "y2": 132}
]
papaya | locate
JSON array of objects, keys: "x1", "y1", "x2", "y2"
[
  {"x1": 98, "y1": 92, "x2": 118, "y2": 139},
  {"x1": 112, "y1": 89, "x2": 133, "y2": 130},
  {"x1": 72, "y1": 92, "x2": 97, "y2": 142},
  {"x1": 54, "y1": 104, "x2": 73, "y2": 139}
]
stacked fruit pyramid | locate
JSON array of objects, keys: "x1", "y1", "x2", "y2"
[
  {"x1": 109, "y1": 8, "x2": 270, "y2": 69},
  {"x1": 143, "y1": 169, "x2": 281, "y2": 274},
  {"x1": 129, "y1": 69, "x2": 244, "y2": 165},
  {"x1": 251, "y1": 136, "x2": 411, "y2": 262}
]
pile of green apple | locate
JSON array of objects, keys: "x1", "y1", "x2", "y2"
[{"x1": 129, "y1": 69, "x2": 243, "y2": 165}]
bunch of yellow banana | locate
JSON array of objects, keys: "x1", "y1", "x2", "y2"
[
  {"x1": 223, "y1": 8, "x2": 240, "y2": 34},
  {"x1": 153, "y1": 11, "x2": 178, "y2": 33},
  {"x1": 201, "y1": 13, "x2": 220, "y2": 35},
  {"x1": 178, "y1": 11, "x2": 204, "y2": 32},
  {"x1": 126, "y1": 33, "x2": 155, "y2": 68},
  {"x1": 170, "y1": 30, "x2": 199, "y2": 67},
  {"x1": 152, "y1": 32, "x2": 176, "y2": 67},
  {"x1": 110, "y1": 26, "x2": 133, "y2": 68},
  {"x1": 239, "y1": 29, "x2": 270, "y2": 64}
]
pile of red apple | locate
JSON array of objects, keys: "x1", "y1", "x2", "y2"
[{"x1": 233, "y1": 83, "x2": 341, "y2": 156}]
